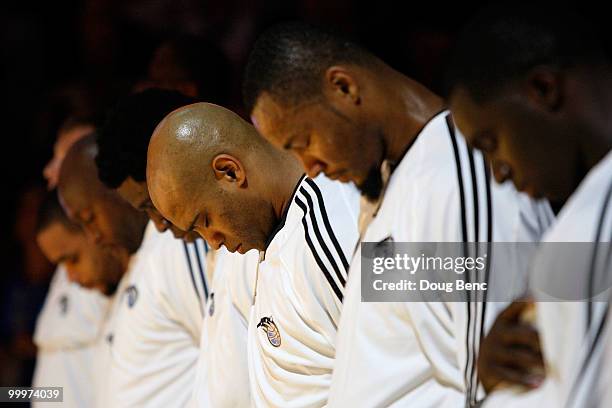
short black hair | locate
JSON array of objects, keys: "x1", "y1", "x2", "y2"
[
  {"x1": 243, "y1": 22, "x2": 376, "y2": 114},
  {"x1": 446, "y1": 3, "x2": 608, "y2": 102},
  {"x1": 36, "y1": 192, "x2": 80, "y2": 235},
  {"x1": 96, "y1": 88, "x2": 196, "y2": 189}
]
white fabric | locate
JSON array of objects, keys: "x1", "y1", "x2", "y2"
[
  {"x1": 484, "y1": 150, "x2": 612, "y2": 407},
  {"x1": 32, "y1": 265, "x2": 109, "y2": 408},
  {"x1": 100, "y1": 222, "x2": 207, "y2": 407},
  {"x1": 328, "y1": 111, "x2": 554, "y2": 407},
  {"x1": 248, "y1": 175, "x2": 360, "y2": 408},
  {"x1": 191, "y1": 248, "x2": 258, "y2": 408}
]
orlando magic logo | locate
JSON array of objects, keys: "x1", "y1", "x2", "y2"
[
  {"x1": 208, "y1": 293, "x2": 215, "y2": 316},
  {"x1": 257, "y1": 316, "x2": 281, "y2": 347},
  {"x1": 59, "y1": 295, "x2": 69, "y2": 316},
  {"x1": 125, "y1": 285, "x2": 138, "y2": 308}
]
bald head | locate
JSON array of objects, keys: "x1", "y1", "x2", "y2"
[
  {"x1": 147, "y1": 102, "x2": 303, "y2": 253},
  {"x1": 58, "y1": 135, "x2": 147, "y2": 254},
  {"x1": 148, "y1": 103, "x2": 268, "y2": 221},
  {"x1": 58, "y1": 135, "x2": 106, "y2": 215}
]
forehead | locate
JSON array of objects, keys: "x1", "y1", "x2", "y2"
[
  {"x1": 38, "y1": 223, "x2": 82, "y2": 253},
  {"x1": 150, "y1": 177, "x2": 199, "y2": 229},
  {"x1": 450, "y1": 87, "x2": 497, "y2": 136},
  {"x1": 58, "y1": 184, "x2": 90, "y2": 219}
]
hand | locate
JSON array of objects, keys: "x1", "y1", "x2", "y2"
[{"x1": 478, "y1": 301, "x2": 545, "y2": 393}]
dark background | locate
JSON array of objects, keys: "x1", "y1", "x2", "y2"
[{"x1": 0, "y1": 0, "x2": 608, "y2": 387}]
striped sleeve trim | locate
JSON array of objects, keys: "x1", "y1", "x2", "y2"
[
  {"x1": 294, "y1": 185, "x2": 347, "y2": 302},
  {"x1": 183, "y1": 239, "x2": 211, "y2": 315}
]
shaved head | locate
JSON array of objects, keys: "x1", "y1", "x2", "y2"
[
  {"x1": 59, "y1": 135, "x2": 148, "y2": 255},
  {"x1": 148, "y1": 102, "x2": 303, "y2": 253},
  {"x1": 58, "y1": 135, "x2": 106, "y2": 215}
]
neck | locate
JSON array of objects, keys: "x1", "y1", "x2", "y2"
[
  {"x1": 377, "y1": 66, "x2": 446, "y2": 164},
  {"x1": 267, "y1": 150, "x2": 305, "y2": 221}
]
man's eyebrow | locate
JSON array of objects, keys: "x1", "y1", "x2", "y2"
[{"x1": 282, "y1": 134, "x2": 297, "y2": 150}]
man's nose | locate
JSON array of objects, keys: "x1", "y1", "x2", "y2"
[
  {"x1": 302, "y1": 154, "x2": 325, "y2": 179},
  {"x1": 492, "y1": 160, "x2": 512, "y2": 184},
  {"x1": 65, "y1": 265, "x2": 79, "y2": 283},
  {"x1": 202, "y1": 229, "x2": 224, "y2": 250},
  {"x1": 146, "y1": 209, "x2": 170, "y2": 232}
]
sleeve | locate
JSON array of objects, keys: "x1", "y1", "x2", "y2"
[
  {"x1": 34, "y1": 266, "x2": 109, "y2": 350},
  {"x1": 152, "y1": 238, "x2": 204, "y2": 343},
  {"x1": 481, "y1": 381, "x2": 560, "y2": 407},
  {"x1": 192, "y1": 250, "x2": 257, "y2": 408}
]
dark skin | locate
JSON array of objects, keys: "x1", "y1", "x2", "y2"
[
  {"x1": 450, "y1": 64, "x2": 612, "y2": 392},
  {"x1": 477, "y1": 301, "x2": 544, "y2": 392},
  {"x1": 116, "y1": 177, "x2": 200, "y2": 242},
  {"x1": 250, "y1": 61, "x2": 445, "y2": 199},
  {"x1": 147, "y1": 103, "x2": 304, "y2": 254},
  {"x1": 37, "y1": 221, "x2": 124, "y2": 295},
  {"x1": 450, "y1": 64, "x2": 612, "y2": 204},
  {"x1": 58, "y1": 137, "x2": 149, "y2": 268}
]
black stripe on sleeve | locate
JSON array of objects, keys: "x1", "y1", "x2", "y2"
[
  {"x1": 446, "y1": 114, "x2": 474, "y2": 407},
  {"x1": 587, "y1": 181, "x2": 612, "y2": 329},
  {"x1": 193, "y1": 241, "x2": 209, "y2": 300},
  {"x1": 447, "y1": 115, "x2": 468, "y2": 244},
  {"x1": 295, "y1": 196, "x2": 344, "y2": 302},
  {"x1": 299, "y1": 186, "x2": 346, "y2": 287},
  {"x1": 466, "y1": 146, "x2": 480, "y2": 406},
  {"x1": 183, "y1": 242, "x2": 203, "y2": 312},
  {"x1": 304, "y1": 178, "x2": 350, "y2": 271}
]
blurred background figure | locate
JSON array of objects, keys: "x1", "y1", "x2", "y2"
[{"x1": 33, "y1": 193, "x2": 112, "y2": 407}]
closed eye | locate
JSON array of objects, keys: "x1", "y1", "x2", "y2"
[{"x1": 284, "y1": 133, "x2": 310, "y2": 150}]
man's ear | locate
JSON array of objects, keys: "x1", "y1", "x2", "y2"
[
  {"x1": 324, "y1": 66, "x2": 361, "y2": 105},
  {"x1": 524, "y1": 66, "x2": 563, "y2": 112},
  {"x1": 212, "y1": 154, "x2": 247, "y2": 187}
]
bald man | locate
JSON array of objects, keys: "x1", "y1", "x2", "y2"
[
  {"x1": 58, "y1": 136, "x2": 207, "y2": 408},
  {"x1": 147, "y1": 102, "x2": 360, "y2": 407}
]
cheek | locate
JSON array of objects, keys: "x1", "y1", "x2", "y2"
[{"x1": 309, "y1": 128, "x2": 351, "y2": 164}]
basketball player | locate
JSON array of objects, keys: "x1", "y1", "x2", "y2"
[
  {"x1": 243, "y1": 22, "x2": 553, "y2": 407},
  {"x1": 448, "y1": 5, "x2": 612, "y2": 406},
  {"x1": 96, "y1": 89, "x2": 199, "y2": 241},
  {"x1": 147, "y1": 103, "x2": 360, "y2": 407},
  {"x1": 96, "y1": 87, "x2": 253, "y2": 407},
  {"x1": 33, "y1": 194, "x2": 116, "y2": 407},
  {"x1": 43, "y1": 117, "x2": 95, "y2": 190},
  {"x1": 33, "y1": 116, "x2": 112, "y2": 407},
  {"x1": 58, "y1": 136, "x2": 207, "y2": 407}
]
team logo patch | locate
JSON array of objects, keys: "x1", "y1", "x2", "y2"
[
  {"x1": 208, "y1": 293, "x2": 215, "y2": 316},
  {"x1": 59, "y1": 294, "x2": 69, "y2": 316},
  {"x1": 257, "y1": 316, "x2": 281, "y2": 347},
  {"x1": 125, "y1": 285, "x2": 138, "y2": 308}
]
